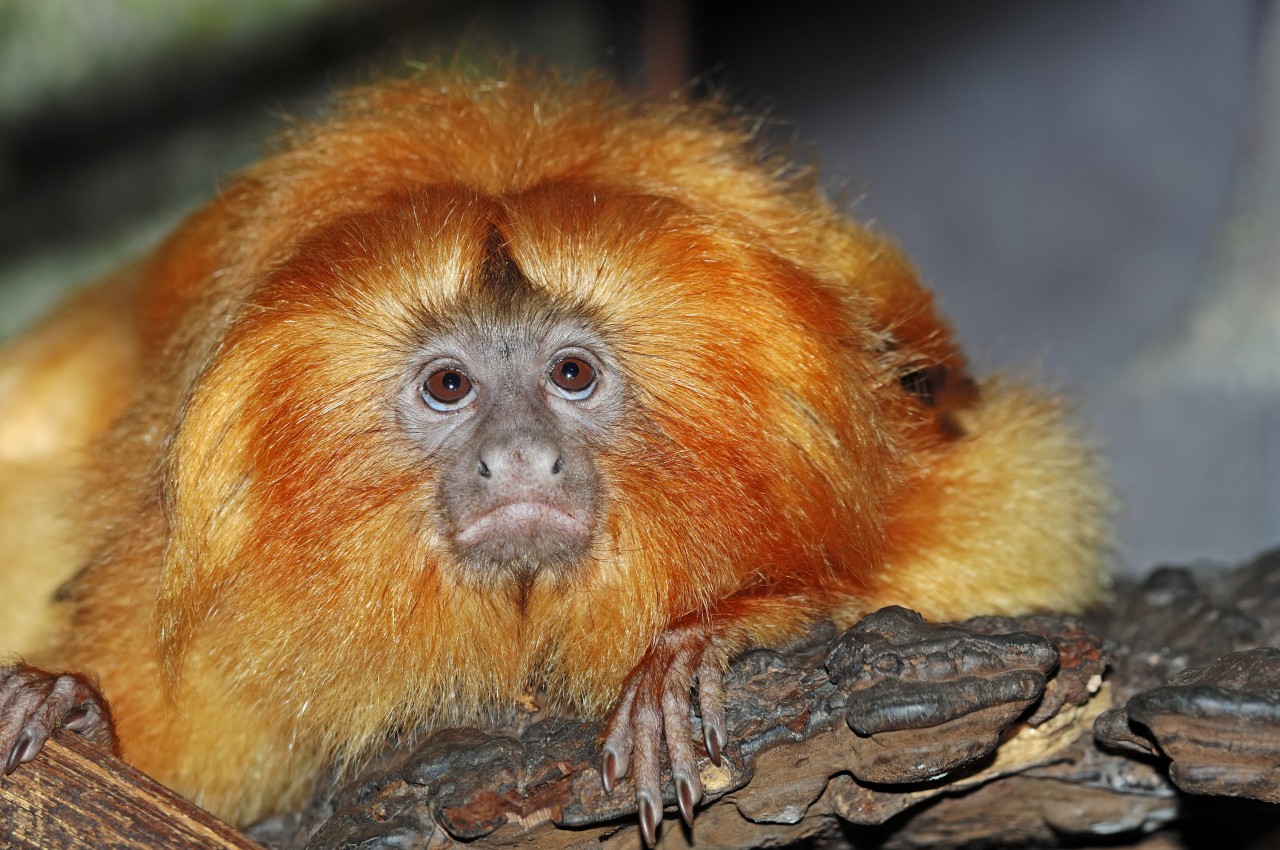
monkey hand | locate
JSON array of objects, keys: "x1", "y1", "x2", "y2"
[
  {"x1": 0, "y1": 663, "x2": 118, "y2": 775},
  {"x1": 600, "y1": 618, "x2": 728, "y2": 847}
]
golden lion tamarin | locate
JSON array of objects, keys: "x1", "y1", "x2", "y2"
[{"x1": 0, "y1": 65, "x2": 1108, "y2": 843}]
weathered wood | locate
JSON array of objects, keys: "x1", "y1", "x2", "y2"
[{"x1": 0, "y1": 733, "x2": 261, "y2": 850}]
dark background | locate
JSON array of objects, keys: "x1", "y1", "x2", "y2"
[{"x1": 0, "y1": 0, "x2": 1272, "y2": 575}]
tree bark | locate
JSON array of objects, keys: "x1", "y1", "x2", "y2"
[{"x1": 0, "y1": 733, "x2": 262, "y2": 850}]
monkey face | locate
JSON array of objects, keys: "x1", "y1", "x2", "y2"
[
  {"x1": 171, "y1": 183, "x2": 892, "y2": 619},
  {"x1": 399, "y1": 312, "x2": 625, "y2": 580}
]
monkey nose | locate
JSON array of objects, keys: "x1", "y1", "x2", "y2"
[{"x1": 476, "y1": 438, "x2": 564, "y2": 483}]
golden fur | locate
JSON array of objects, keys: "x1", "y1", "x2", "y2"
[{"x1": 0, "y1": 66, "x2": 1108, "y2": 824}]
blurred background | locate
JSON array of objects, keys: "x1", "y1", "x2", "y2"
[{"x1": 0, "y1": 0, "x2": 1274, "y2": 576}]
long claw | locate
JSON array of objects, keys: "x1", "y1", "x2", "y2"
[
  {"x1": 703, "y1": 721, "x2": 723, "y2": 766},
  {"x1": 661, "y1": 669, "x2": 703, "y2": 828},
  {"x1": 62, "y1": 705, "x2": 89, "y2": 732},
  {"x1": 696, "y1": 659, "x2": 726, "y2": 766},
  {"x1": 601, "y1": 747, "x2": 617, "y2": 794},
  {"x1": 6, "y1": 729, "x2": 31, "y2": 774},
  {"x1": 633, "y1": 707, "x2": 663, "y2": 842},
  {"x1": 601, "y1": 685, "x2": 637, "y2": 789},
  {"x1": 638, "y1": 790, "x2": 660, "y2": 847},
  {"x1": 676, "y1": 774, "x2": 698, "y2": 826}
]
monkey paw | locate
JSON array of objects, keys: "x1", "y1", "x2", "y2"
[
  {"x1": 0, "y1": 663, "x2": 117, "y2": 774},
  {"x1": 600, "y1": 621, "x2": 728, "y2": 847}
]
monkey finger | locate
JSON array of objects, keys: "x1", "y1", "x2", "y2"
[
  {"x1": 61, "y1": 696, "x2": 117, "y2": 752},
  {"x1": 0, "y1": 668, "x2": 45, "y2": 769},
  {"x1": 661, "y1": 679, "x2": 703, "y2": 826},
  {"x1": 0, "y1": 670, "x2": 58, "y2": 774},
  {"x1": 5, "y1": 721, "x2": 48, "y2": 774},
  {"x1": 601, "y1": 682, "x2": 640, "y2": 793},
  {"x1": 0, "y1": 666, "x2": 33, "y2": 714},
  {"x1": 632, "y1": 699, "x2": 665, "y2": 847},
  {"x1": 694, "y1": 654, "x2": 727, "y2": 766}
]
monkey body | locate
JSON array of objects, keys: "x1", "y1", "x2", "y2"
[{"x1": 0, "y1": 69, "x2": 1107, "y2": 830}]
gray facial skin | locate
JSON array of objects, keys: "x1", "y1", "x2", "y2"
[{"x1": 398, "y1": 306, "x2": 627, "y2": 585}]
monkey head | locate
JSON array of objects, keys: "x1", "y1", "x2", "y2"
[{"x1": 157, "y1": 176, "x2": 905, "y2": 661}]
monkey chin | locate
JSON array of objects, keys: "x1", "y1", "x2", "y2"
[{"x1": 452, "y1": 502, "x2": 594, "y2": 591}]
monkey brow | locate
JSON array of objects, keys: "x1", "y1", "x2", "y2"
[
  {"x1": 456, "y1": 223, "x2": 591, "y2": 334},
  {"x1": 424, "y1": 218, "x2": 608, "y2": 344},
  {"x1": 476, "y1": 223, "x2": 533, "y2": 299}
]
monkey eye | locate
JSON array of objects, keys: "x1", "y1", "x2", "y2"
[
  {"x1": 422, "y1": 368, "x2": 475, "y2": 411},
  {"x1": 548, "y1": 356, "x2": 597, "y2": 400}
]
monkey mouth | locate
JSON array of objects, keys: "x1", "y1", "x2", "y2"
[{"x1": 455, "y1": 501, "x2": 592, "y2": 550}]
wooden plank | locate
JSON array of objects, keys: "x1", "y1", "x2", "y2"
[{"x1": 0, "y1": 733, "x2": 261, "y2": 849}]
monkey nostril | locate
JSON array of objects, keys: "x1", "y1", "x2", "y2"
[
  {"x1": 552, "y1": 457, "x2": 564, "y2": 475},
  {"x1": 477, "y1": 460, "x2": 492, "y2": 479}
]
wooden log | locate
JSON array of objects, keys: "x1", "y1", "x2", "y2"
[{"x1": 0, "y1": 733, "x2": 261, "y2": 850}]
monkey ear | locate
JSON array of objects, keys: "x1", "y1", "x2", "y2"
[{"x1": 898, "y1": 364, "x2": 945, "y2": 408}]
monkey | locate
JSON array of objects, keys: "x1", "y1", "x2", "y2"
[{"x1": 0, "y1": 65, "x2": 1109, "y2": 844}]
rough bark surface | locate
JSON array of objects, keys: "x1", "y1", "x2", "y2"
[{"x1": 0, "y1": 733, "x2": 263, "y2": 850}]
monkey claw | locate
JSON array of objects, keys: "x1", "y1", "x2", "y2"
[
  {"x1": 0, "y1": 665, "x2": 117, "y2": 775},
  {"x1": 600, "y1": 622, "x2": 729, "y2": 846}
]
